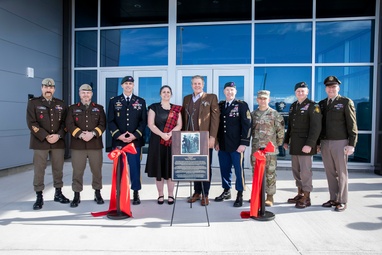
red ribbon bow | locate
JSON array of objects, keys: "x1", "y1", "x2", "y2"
[
  {"x1": 241, "y1": 141, "x2": 275, "y2": 219},
  {"x1": 91, "y1": 143, "x2": 137, "y2": 218}
]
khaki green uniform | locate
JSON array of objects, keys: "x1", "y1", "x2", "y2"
[{"x1": 251, "y1": 107, "x2": 284, "y2": 195}]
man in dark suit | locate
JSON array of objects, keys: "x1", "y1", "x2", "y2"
[
  {"x1": 214, "y1": 82, "x2": 252, "y2": 207},
  {"x1": 108, "y1": 76, "x2": 147, "y2": 205},
  {"x1": 182, "y1": 75, "x2": 220, "y2": 206},
  {"x1": 66, "y1": 84, "x2": 106, "y2": 207},
  {"x1": 26, "y1": 78, "x2": 70, "y2": 210},
  {"x1": 319, "y1": 75, "x2": 358, "y2": 212},
  {"x1": 283, "y1": 82, "x2": 322, "y2": 209}
]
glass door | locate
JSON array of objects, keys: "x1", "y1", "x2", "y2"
[
  {"x1": 177, "y1": 68, "x2": 252, "y2": 168},
  {"x1": 99, "y1": 69, "x2": 168, "y2": 162}
]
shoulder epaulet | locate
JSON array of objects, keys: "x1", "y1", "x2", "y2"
[
  {"x1": 219, "y1": 100, "x2": 225, "y2": 104},
  {"x1": 110, "y1": 96, "x2": 115, "y2": 100},
  {"x1": 29, "y1": 97, "x2": 38, "y2": 101}
]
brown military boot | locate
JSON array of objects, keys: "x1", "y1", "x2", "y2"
[
  {"x1": 295, "y1": 191, "x2": 311, "y2": 209},
  {"x1": 287, "y1": 187, "x2": 303, "y2": 203},
  {"x1": 265, "y1": 194, "x2": 273, "y2": 207}
]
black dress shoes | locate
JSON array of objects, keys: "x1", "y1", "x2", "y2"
[
  {"x1": 215, "y1": 190, "x2": 231, "y2": 202},
  {"x1": 54, "y1": 188, "x2": 70, "y2": 204},
  {"x1": 335, "y1": 203, "x2": 347, "y2": 212},
  {"x1": 70, "y1": 192, "x2": 81, "y2": 208},
  {"x1": 322, "y1": 200, "x2": 337, "y2": 207},
  {"x1": 33, "y1": 191, "x2": 43, "y2": 210},
  {"x1": 233, "y1": 195, "x2": 243, "y2": 207},
  {"x1": 94, "y1": 190, "x2": 104, "y2": 204},
  {"x1": 133, "y1": 191, "x2": 141, "y2": 205}
]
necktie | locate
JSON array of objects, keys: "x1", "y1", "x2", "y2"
[
  {"x1": 226, "y1": 102, "x2": 229, "y2": 108},
  {"x1": 126, "y1": 97, "x2": 130, "y2": 106},
  {"x1": 328, "y1": 98, "x2": 332, "y2": 105}
]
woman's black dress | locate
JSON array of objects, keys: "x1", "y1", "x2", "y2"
[{"x1": 145, "y1": 103, "x2": 173, "y2": 181}]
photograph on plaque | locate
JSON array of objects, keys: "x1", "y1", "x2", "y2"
[{"x1": 181, "y1": 132, "x2": 200, "y2": 154}]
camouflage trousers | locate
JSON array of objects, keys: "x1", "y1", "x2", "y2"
[{"x1": 252, "y1": 154, "x2": 277, "y2": 195}]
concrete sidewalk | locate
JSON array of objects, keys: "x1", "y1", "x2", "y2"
[{"x1": 0, "y1": 162, "x2": 381, "y2": 254}]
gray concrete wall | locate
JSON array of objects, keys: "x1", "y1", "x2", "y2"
[{"x1": 0, "y1": 0, "x2": 63, "y2": 170}]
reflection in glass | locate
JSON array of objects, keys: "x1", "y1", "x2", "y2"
[
  {"x1": 255, "y1": 23, "x2": 312, "y2": 63},
  {"x1": 218, "y1": 76, "x2": 244, "y2": 101},
  {"x1": 74, "y1": 70, "x2": 97, "y2": 103},
  {"x1": 101, "y1": 28, "x2": 168, "y2": 67},
  {"x1": 138, "y1": 77, "x2": 162, "y2": 109},
  {"x1": 75, "y1": 31, "x2": 97, "y2": 67},
  {"x1": 315, "y1": 66, "x2": 372, "y2": 131},
  {"x1": 177, "y1": 25, "x2": 251, "y2": 65},
  {"x1": 316, "y1": 20, "x2": 374, "y2": 63}
]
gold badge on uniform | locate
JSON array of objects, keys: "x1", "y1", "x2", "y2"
[
  {"x1": 32, "y1": 126, "x2": 39, "y2": 133},
  {"x1": 314, "y1": 104, "x2": 320, "y2": 113},
  {"x1": 246, "y1": 110, "x2": 251, "y2": 119}
]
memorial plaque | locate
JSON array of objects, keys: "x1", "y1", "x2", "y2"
[{"x1": 172, "y1": 131, "x2": 209, "y2": 181}]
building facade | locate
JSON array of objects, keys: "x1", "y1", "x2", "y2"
[{"x1": 1, "y1": 0, "x2": 381, "y2": 174}]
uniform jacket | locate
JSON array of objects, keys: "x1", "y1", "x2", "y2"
[
  {"x1": 318, "y1": 95, "x2": 358, "y2": 147},
  {"x1": 181, "y1": 93, "x2": 220, "y2": 138},
  {"x1": 108, "y1": 94, "x2": 147, "y2": 148},
  {"x1": 26, "y1": 96, "x2": 66, "y2": 150},
  {"x1": 217, "y1": 99, "x2": 252, "y2": 152},
  {"x1": 66, "y1": 102, "x2": 106, "y2": 150},
  {"x1": 284, "y1": 98, "x2": 322, "y2": 155},
  {"x1": 251, "y1": 107, "x2": 285, "y2": 155}
]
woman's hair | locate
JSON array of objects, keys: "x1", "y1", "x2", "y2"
[{"x1": 160, "y1": 85, "x2": 172, "y2": 95}]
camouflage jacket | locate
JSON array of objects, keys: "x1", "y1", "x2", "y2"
[{"x1": 251, "y1": 107, "x2": 285, "y2": 155}]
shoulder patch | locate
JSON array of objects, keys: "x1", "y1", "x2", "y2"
[
  {"x1": 314, "y1": 104, "x2": 321, "y2": 113},
  {"x1": 246, "y1": 110, "x2": 251, "y2": 119}
]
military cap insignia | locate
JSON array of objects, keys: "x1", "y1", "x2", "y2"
[
  {"x1": 314, "y1": 104, "x2": 320, "y2": 113},
  {"x1": 246, "y1": 110, "x2": 251, "y2": 119},
  {"x1": 328, "y1": 76, "x2": 334, "y2": 81},
  {"x1": 32, "y1": 126, "x2": 39, "y2": 133}
]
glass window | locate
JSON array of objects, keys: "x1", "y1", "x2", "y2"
[
  {"x1": 316, "y1": 21, "x2": 374, "y2": 63},
  {"x1": 177, "y1": 0, "x2": 251, "y2": 23},
  {"x1": 314, "y1": 66, "x2": 372, "y2": 131},
  {"x1": 75, "y1": 0, "x2": 98, "y2": 28},
  {"x1": 138, "y1": 77, "x2": 163, "y2": 108},
  {"x1": 177, "y1": 25, "x2": 251, "y2": 65},
  {"x1": 255, "y1": 0, "x2": 312, "y2": 20},
  {"x1": 74, "y1": 70, "x2": 98, "y2": 103},
  {"x1": 254, "y1": 23, "x2": 312, "y2": 64},
  {"x1": 101, "y1": 0, "x2": 168, "y2": 26},
  {"x1": 100, "y1": 28, "x2": 168, "y2": 67},
  {"x1": 352, "y1": 134, "x2": 371, "y2": 163},
  {"x1": 254, "y1": 67, "x2": 312, "y2": 128},
  {"x1": 181, "y1": 76, "x2": 209, "y2": 99},
  {"x1": 317, "y1": 0, "x2": 376, "y2": 18},
  {"x1": 75, "y1": 31, "x2": 97, "y2": 67}
]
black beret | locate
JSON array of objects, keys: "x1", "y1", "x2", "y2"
[
  {"x1": 121, "y1": 76, "x2": 134, "y2": 84},
  {"x1": 294, "y1": 81, "x2": 308, "y2": 91},
  {"x1": 224, "y1": 81, "x2": 236, "y2": 89}
]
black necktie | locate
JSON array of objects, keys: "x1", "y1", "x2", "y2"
[
  {"x1": 126, "y1": 97, "x2": 130, "y2": 106},
  {"x1": 328, "y1": 98, "x2": 332, "y2": 105},
  {"x1": 226, "y1": 102, "x2": 229, "y2": 108}
]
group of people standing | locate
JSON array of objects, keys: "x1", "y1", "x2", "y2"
[{"x1": 26, "y1": 74, "x2": 357, "y2": 213}]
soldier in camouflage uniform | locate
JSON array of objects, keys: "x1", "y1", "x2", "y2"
[{"x1": 251, "y1": 90, "x2": 285, "y2": 206}]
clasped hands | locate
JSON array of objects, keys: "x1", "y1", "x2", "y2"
[{"x1": 79, "y1": 131, "x2": 95, "y2": 142}]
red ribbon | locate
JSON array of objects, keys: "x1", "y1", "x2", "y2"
[
  {"x1": 241, "y1": 141, "x2": 275, "y2": 219},
  {"x1": 91, "y1": 143, "x2": 137, "y2": 217}
]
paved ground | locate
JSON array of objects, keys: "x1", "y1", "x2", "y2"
[{"x1": 0, "y1": 162, "x2": 381, "y2": 254}]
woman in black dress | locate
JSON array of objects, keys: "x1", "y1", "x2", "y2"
[{"x1": 145, "y1": 86, "x2": 182, "y2": 204}]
